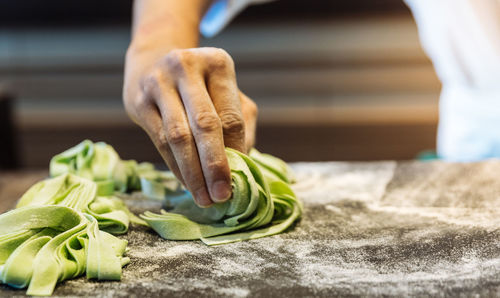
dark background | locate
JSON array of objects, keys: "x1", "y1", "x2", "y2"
[
  {"x1": 0, "y1": 0, "x2": 407, "y2": 26},
  {"x1": 0, "y1": 0, "x2": 439, "y2": 169}
]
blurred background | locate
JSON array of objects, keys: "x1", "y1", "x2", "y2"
[{"x1": 0, "y1": 0, "x2": 440, "y2": 169}]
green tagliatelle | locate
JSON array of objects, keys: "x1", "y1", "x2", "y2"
[
  {"x1": 0, "y1": 140, "x2": 302, "y2": 295},
  {"x1": 49, "y1": 141, "x2": 302, "y2": 245},
  {"x1": 50, "y1": 140, "x2": 183, "y2": 200},
  {"x1": 16, "y1": 173, "x2": 141, "y2": 233},
  {"x1": 0, "y1": 205, "x2": 129, "y2": 296},
  {"x1": 0, "y1": 172, "x2": 133, "y2": 295},
  {"x1": 141, "y1": 148, "x2": 303, "y2": 245}
]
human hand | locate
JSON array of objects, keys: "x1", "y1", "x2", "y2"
[{"x1": 123, "y1": 47, "x2": 257, "y2": 207}]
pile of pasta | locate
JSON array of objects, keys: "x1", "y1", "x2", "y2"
[{"x1": 0, "y1": 140, "x2": 301, "y2": 295}]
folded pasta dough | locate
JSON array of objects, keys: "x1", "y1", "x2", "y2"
[
  {"x1": 50, "y1": 140, "x2": 183, "y2": 199},
  {"x1": 16, "y1": 173, "x2": 140, "y2": 233},
  {"x1": 141, "y1": 148, "x2": 302, "y2": 245},
  {"x1": 0, "y1": 206, "x2": 129, "y2": 296},
  {"x1": 0, "y1": 140, "x2": 302, "y2": 295}
]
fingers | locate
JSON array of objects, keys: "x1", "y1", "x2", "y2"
[
  {"x1": 127, "y1": 92, "x2": 184, "y2": 186},
  {"x1": 204, "y1": 50, "x2": 246, "y2": 153},
  {"x1": 177, "y1": 75, "x2": 232, "y2": 204},
  {"x1": 125, "y1": 48, "x2": 253, "y2": 208},
  {"x1": 146, "y1": 73, "x2": 214, "y2": 208}
]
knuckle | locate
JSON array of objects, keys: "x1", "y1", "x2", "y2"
[
  {"x1": 156, "y1": 131, "x2": 170, "y2": 152},
  {"x1": 164, "y1": 49, "x2": 194, "y2": 74},
  {"x1": 133, "y1": 94, "x2": 152, "y2": 111},
  {"x1": 165, "y1": 124, "x2": 192, "y2": 145},
  {"x1": 141, "y1": 68, "x2": 170, "y2": 96},
  {"x1": 220, "y1": 111, "x2": 245, "y2": 135},
  {"x1": 205, "y1": 159, "x2": 226, "y2": 175},
  {"x1": 207, "y1": 48, "x2": 233, "y2": 71},
  {"x1": 193, "y1": 111, "x2": 221, "y2": 133},
  {"x1": 212, "y1": 48, "x2": 231, "y2": 60},
  {"x1": 124, "y1": 92, "x2": 154, "y2": 126},
  {"x1": 141, "y1": 72, "x2": 160, "y2": 92}
]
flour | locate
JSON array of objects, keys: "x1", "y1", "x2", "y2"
[
  {"x1": 371, "y1": 205, "x2": 500, "y2": 229},
  {"x1": 3, "y1": 161, "x2": 500, "y2": 297},
  {"x1": 292, "y1": 161, "x2": 396, "y2": 205},
  {"x1": 216, "y1": 287, "x2": 250, "y2": 297}
]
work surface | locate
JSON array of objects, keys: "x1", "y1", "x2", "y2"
[{"x1": 1, "y1": 161, "x2": 499, "y2": 297}]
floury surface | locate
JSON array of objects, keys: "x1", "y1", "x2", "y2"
[{"x1": 1, "y1": 161, "x2": 499, "y2": 297}]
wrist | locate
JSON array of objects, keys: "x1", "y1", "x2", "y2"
[{"x1": 129, "y1": 16, "x2": 200, "y2": 56}]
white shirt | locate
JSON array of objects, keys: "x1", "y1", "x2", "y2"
[{"x1": 201, "y1": 0, "x2": 500, "y2": 161}]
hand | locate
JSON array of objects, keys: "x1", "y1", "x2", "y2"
[{"x1": 123, "y1": 47, "x2": 257, "y2": 207}]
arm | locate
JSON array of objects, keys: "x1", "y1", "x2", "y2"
[{"x1": 124, "y1": 0, "x2": 257, "y2": 207}]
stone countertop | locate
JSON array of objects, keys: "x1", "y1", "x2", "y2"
[{"x1": 1, "y1": 161, "x2": 500, "y2": 297}]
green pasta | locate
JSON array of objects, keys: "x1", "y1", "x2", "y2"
[
  {"x1": 48, "y1": 141, "x2": 302, "y2": 246},
  {"x1": 17, "y1": 173, "x2": 142, "y2": 233},
  {"x1": 141, "y1": 148, "x2": 302, "y2": 245},
  {"x1": 0, "y1": 205, "x2": 129, "y2": 296},
  {"x1": 50, "y1": 140, "x2": 183, "y2": 200},
  {"x1": 0, "y1": 140, "x2": 302, "y2": 295}
]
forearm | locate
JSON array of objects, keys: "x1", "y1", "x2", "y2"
[
  {"x1": 125, "y1": 0, "x2": 212, "y2": 114},
  {"x1": 127, "y1": 0, "x2": 211, "y2": 67}
]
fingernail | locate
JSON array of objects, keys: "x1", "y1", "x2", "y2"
[
  {"x1": 211, "y1": 180, "x2": 232, "y2": 202},
  {"x1": 195, "y1": 189, "x2": 213, "y2": 208}
]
